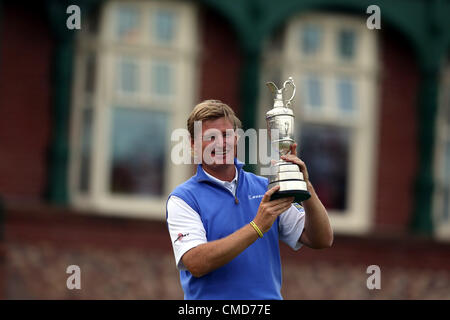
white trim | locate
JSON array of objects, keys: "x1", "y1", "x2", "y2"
[
  {"x1": 69, "y1": 0, "x2": 198, "y2": 220},
  {"x1": 433, "y1": 59, "x2": 450, "y2": 241}
]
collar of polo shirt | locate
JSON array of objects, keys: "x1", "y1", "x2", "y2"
[{"x1": 202, "y1": 166, "x2": 238, "y2": 194}]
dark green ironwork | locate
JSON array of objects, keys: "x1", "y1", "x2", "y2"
[
  {"x1": 45, "y1": 0, "x2": 99, "y2": 204},
  {"x1": 410, "y1": 0, "x2": 449, "y2": 235}
]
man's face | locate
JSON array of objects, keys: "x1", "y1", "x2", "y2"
[{"x1": 192, "y1": 117, "x2": 237, "y2": 168}]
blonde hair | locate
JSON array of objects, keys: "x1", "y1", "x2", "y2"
[{"x1": 187, "y1": 100, "x2": 242, "y2": 138}]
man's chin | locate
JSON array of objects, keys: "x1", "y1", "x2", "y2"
[{"x1": 203, "y1": 155, "x2": 235, "y2": 167}]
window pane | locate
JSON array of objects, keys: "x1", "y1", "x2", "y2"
[
  {"x1": 153, "y1": 9, "x2": 175, "y2": 44},
  {"x1": 79, "y1": 108, "x2": 93, "y2": 192},
  {"x1": 337, "y1": 77, "x2": 355, "y2": 113},
  {"x1": 151, "y1": 61, "x2": 173, "y2": 96},
  {"x1": 109, "y1": 107, "x2": 168, "y2": 196},
  {"x1": 298, "y1": 123, "x2": 350, "y2": 211},
  {"x1": 301, "y1": 24, "x2": 321, "y2": 55},
  {"x1": 338, "y1": 29, "x2": 356, "y2": 59},
  {"x1": 304, "y1": 75, "x2": 323, "y2": 109},
  {"x1": 118, "y1": 59, "x2": 139, "y2": 93},
  {"x1": 116, "y1": 6, "x2": 140, "y2": 42}
]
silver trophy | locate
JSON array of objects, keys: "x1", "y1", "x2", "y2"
[{"x1": 266, "y1": 77, "x2": 311, "y2": 203}]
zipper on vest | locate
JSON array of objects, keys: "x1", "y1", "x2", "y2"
[
  {"x1": 199, "y1": 165, "x2": 241, "y2": 204},
  {"x1": 234, "y1": 169, "x2": 240, "y2": 204}
]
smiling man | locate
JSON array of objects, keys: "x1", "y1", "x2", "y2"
[{"x1": 166, "y1": 99, "x2": 333, "y2": 300}]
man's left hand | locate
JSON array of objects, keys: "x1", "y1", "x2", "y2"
[{"x1": 280, "y1": 143, "x2": 309, "y2": 184}]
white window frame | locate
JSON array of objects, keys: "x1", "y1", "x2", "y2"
[
  {"x1": 433, "y1": 59, "x2": 450, "y2": 241},
  {"x1": 259, "y1": 13, "x2": 380, "y2": 234},
  {"x1": 69, "y1": 1, "x2": 198, "y2": 219}
]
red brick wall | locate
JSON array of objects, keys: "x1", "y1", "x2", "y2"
[
  {"x1": 0, "y1": 4, "x2": 53, "y2": 201},
  {"x1": 197, "y1": 7, "x2": 243, "y2": 117},
  {"x1": 0, "y1": 5, "x2": 448, "y2": 300},
  {"x1": 374, "y1": 29, "x2": 419, "y2": 233},
  {"x1": 4, "y1": 209, "x2": 450, "y2": 299}
]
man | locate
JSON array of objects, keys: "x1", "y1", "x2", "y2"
[{"x1": 166, "y1": 100, "x2": 333, "y2": 299}]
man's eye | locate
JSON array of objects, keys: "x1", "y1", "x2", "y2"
[{"x1": 203, "y1": 135, "x2": 214, "y2": 141}]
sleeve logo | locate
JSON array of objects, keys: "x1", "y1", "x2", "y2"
[{"x1": 174, "y1": 233, "x2": 189, "y2": 243}]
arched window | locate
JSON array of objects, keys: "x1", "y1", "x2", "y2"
[
  {"x1": 259, "y1": 13, "x2": 379, "y2": 233},
  {"x1": 69, "y1": 1, "x2": 198, "y2": 218}
]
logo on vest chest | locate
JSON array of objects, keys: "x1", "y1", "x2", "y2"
[{"x1": 248, "y1": 194, "x2": 264, "y2": 200}]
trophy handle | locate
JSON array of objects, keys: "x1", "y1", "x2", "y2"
[{"x1": 282, "y1": 77, "x2": 296, "y2": 107}]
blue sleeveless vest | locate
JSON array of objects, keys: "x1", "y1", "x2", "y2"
[{"x1": 167, "y1": 159, "x2": 283, "y2": 300}]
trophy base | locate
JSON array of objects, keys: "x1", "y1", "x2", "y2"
[
  {"x1": 268, "y1": 162, "x2": 311, "y2": 203},
  {"x1": 270, "y1": 188, "x2": 311, "y2": 203}
]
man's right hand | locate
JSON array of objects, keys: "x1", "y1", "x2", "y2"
[{"x1": 253, "y1": 186, "x2": 294, "y2": 234}]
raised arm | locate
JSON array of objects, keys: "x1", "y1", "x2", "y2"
[{"x1": 281, "y1": 144, "x2": 333, "y2": 249}]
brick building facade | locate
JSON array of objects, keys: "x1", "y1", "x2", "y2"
[{"x1": 0, "y1": 0, "x2": 449, "y2": 299}]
